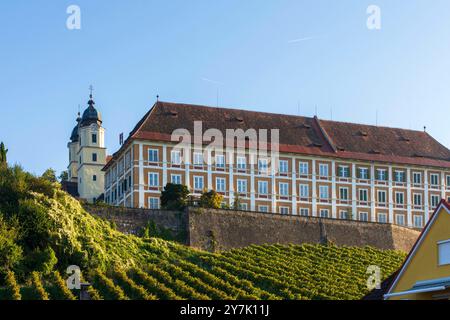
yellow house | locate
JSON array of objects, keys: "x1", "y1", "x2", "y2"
[{"x1": 385, "y1": 200, "x2": 450, "y2": 300}]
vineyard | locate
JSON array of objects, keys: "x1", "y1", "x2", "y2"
[
  {"x1": 0, "y1": 243, "x2": 405, "y2": 300},
  {"x1": 0, "y1": 165, "x2": 406, "y2": 300}
]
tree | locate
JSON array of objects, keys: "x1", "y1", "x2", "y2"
[
  {"x1": 232, "y1": 193, "x2": 242, "y2": 210},
  {"x1": 41, "y1": 168, "x2": 57, "y2": 183},
  {"x1": 0, "y1": 142, "x2": 8, "y2": 167},
  {"x1": 160, "y1": 183, "x2": 190, "y2": 210},
  {"x1": 58, "y1": 170, "x2": 68, "y2": 182},
  {"x1": 199, "y1": 190, "x2": 223, "y2": 209},
  {"x1": 0, "y1": 216, "x2": 23, "y2": 273}
]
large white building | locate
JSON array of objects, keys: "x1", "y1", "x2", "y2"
[
  {"x1": 103, "y1": 101, "x2": 450, "y2": 229},
  {"x1": 65, "y1": 93, "x2": 106, "y2": 203}
]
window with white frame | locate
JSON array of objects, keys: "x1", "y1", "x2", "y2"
[
  {"x1": 377, "y1": 190, "x2": 387, "y2": 204},
  {"x1": 438, "y1": 240, "x2": 450, "y2": 265},
  {"x1": 319, "y1": 185, "x2": 329, "y2": 199},
  {"x1": 359, "y1": 168, "x2": 369, "y2": 180},
  {"x1": 194, "y1": 176, "x2": 204, "y2": 190},
  {"x1": 148, "y1": 149, "x2": 159, "y2": 162},
  {"x1": 258, "y1": 159, "x2": 268, "y2": 174},
  {"x1": 413, "y1": 215, "x2": 423, "y2": 228},
  {"x1": 359, "y1": 189, "x2": 368, "y2": 202},
  {"x1": 395, "y1": 170, "x2": 405, "y2": 183},
  {"x1": 258, "y1": 205, "x2": 269, "y2": 213},
  {"x1": 378, "y1": 213, "x2": 387, "y2": 223},
  {"x1": 430, "y1": 173, "x2": 439, "y2": 187},
  {"x1": 319, "y1": 209, "x2": 329, "y2": 218},
  {"x1": 299, "y1": 162, "x2": 309, "y2": 175},
  {"x1": 193, "y1": 152, "x2": 203, "y2": 166},
  {"x1": 216, "y1": 178, "x2": 226, "y2": 192},
  {"x1": 413, "y1": 193, "x2": 422, "y2": 206},
  {"x1": 376, "y1": 169, "x2": 387, "y2": 181},
  {"x1": 171, "y1": 174, "x2": 182, "y2": 185},
  {"x1": 279, "y1": 182, "x2": 289, "y2": 197},
  {"x1": 339, "y1": 187, "x2": 349, "y2": 201},
  {"x1": 300, "y1": 208, "x2": 309, "y2": 216},
  {"x1": 239, "y1": 203, "x2": 248, "y2": 211},
  {"x1": 279, "y1": 160, "x2": 289, "y2": 174},
  {"x1": 237, "y1": 156, "x2": 246, "y2": 170},
  {"x1": 148, "y1": 172, "x2": 159, "y2": 187},
  {"x1": 299, "y1": 184, "x2": 309, "y2": 199},
  {"x1": 395, "y1": 192, "x2": 404, "y2": 205},
  {"x1": 319, "y1": 164, "x2": 329, "y2": 177},
  {"x1": 148, "y1": 197, "x2": 160, "y2": 209},
  {"x1": 413, "y1": 172, "x2": 422, "y2": 185},
  {"x1": 237, "y1": 179, "x2": 247, "y2": 193},
  {"x1": 339, "y1": 210, "x2": 349, "y2": 220},
  {"x1": 171, "y1": 150, "x2": 181, "y2": 165},
  {"x1": 430, "y1": 195, "x2": 440, "y2": 208},
  {"x1": 215, "y1": 154, "x2": 225, "y2": 168},
  {"x1": 447, "y1": 175, "x2": 450, "y2": 188},
  {"x1": 338, "y1": 165, "x2": 350, "y2": 178},
  {"x1": 258, "y1": 181, "x2": 269, "y2": 195},
  {"x1": 396, "y1": 214, "x2": 406, "y2": 226},
  {"x1": 280, "y1": 207, "x2": 290, "y2": 215},
  {"x1": 359, "y1": 212, "x2": 369, "y2": 222}
]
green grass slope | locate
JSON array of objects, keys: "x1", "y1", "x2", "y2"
[{"x1": 0, "y1": 166, "x2": 406, "y2": 300}]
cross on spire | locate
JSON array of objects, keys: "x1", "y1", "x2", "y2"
[{"x1": 89, "y1": 85, "x2": 94, "y2": 98}]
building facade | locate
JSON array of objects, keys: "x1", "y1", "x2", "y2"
[
  {"x1": 385, "y1": 201, "x2": 450, "y2": 300},
  {"x1": 103, "y1": 101, "x2": 450, "y2": 229},
  {"x1": 66, "y1": 93, "x2": 106, "y2": 202}
]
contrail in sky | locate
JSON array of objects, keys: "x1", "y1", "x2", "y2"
[
  {"x1": 288, "y1": 36, "x2": 320, "y2": 44},
  {"x1": 201, "y1": 78, "x2": 224, "y2": 85}
]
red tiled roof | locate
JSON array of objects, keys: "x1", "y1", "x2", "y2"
[{"x1": 103, "y1": 101, "x2": 450, "y2": 170}]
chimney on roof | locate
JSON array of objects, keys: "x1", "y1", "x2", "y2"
[{"x1": 424, "y1": 126, "x2": 427, "y2": 133}]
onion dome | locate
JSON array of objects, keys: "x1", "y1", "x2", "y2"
[
  {"x1": 70, "y1": 113, "x2": 81, "y2": 142},
  {"x1": 80, "y1": 94, "x2": 102, "y2": 127}
]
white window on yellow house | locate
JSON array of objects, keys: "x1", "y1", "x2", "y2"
[{"x1": 438, "y1": 240, "x2": 450, "y2": 266}]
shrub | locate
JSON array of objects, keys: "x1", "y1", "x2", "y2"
[
  {"x1": 31, "y1": 271, "x2": 49, "y2": 300},
  {"x1": 0, "y1": 216, "x2": 23, "y2": 273},
  {"x1": 16, "y1": 199, "x2": 52, "y2": 249},
  {"x1": 4, "y1": 270, "x2": 21, "y2": 300},
  {"x1": 51, "y1": 271, "x2": 76, "y2": 300},
  {"x1": 199, "y1": 190, "x2": 223, "y2": 209},
  {"x1": 23, "y1": 247, "x2": 58, "y2": 276},
  {"x1": 160, "y1": 183, "x2": 190, "y2": 210}
]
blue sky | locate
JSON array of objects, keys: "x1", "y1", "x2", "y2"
[{"x1": 1, "y1": 0, "x2": 450, "y2": 175}]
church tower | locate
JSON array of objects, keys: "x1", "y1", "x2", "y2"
[
  {"x1": 76, "y1": 90, "x2": 106, "y2": 202},
  {"x1": 67, "y1": 113, "x2": 81, "y2": 183}
]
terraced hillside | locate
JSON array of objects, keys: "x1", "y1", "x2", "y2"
[
  {"x1": 0, "y1": 242, "x2": 405, "y2": 300},
  {"x1": 0, "y1": 165, "x2": 406, "y2": 300}
]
